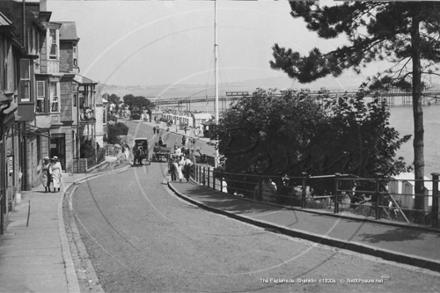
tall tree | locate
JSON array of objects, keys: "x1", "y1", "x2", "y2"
[
  {"x1": 270, "y1": 2, "x2": 440, "y2": 210},
  {"x1": 122, "y1": 94, "x2": 155, "y2": 111},
  {"x1": 108, "y1": 93, "x2": 121, "y2": 112}
]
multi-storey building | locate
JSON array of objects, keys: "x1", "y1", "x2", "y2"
[{"x1": 0, "y1": 0, "x2": 100, "y2": 233}]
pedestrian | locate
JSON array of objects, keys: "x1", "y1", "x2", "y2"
[
  {"x1": 182, "y1": 135, "x2": 186, "y2": 146},
  {"x1": 175, "y1": 146, "x2": 182, "y2": 156},
  {"x1": 42, "y1": 157, "x2": 52, "y2": 192},
  {"x1": 177, "y1": 155, "x2": 185, "y2": 182},
  {"x1": 183, "y1": 156, "x2": 193, "y2": 182},
  {"x1": 184, "y1": 125, "x2": 187, "y2": 134},
  {"x1": 172, "y1": 157, "x2": 181, "y2": 182},
  {"x1": 221, "y1": 177, "x2": 228, "y2": 193},
  {"x1": 50, "y1": 156, "x2": 62, "y2": 192},
  {"x1": 153, "y1": 126, "x2": 156, "y2": 134},
  {"x1": 158, "y1": 136, "x2": 164, "y2": 146},
  {"x1": 124, "y1": 144, "x2": 130, "y2": 160},
  {"x1": 169, "y1": 156, "x2": 177, "y2": 181}
]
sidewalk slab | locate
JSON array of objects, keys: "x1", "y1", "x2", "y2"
[
  {"x1": 0, "y1": 162, "x2": 131, "y2": 293},
  {"x1": 169, "y1": 180, "x2": 440, "y2": 273}
]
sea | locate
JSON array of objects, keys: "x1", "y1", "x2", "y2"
[{"x1": 162, "y1": 99, "x2": 440, "y2": 176}]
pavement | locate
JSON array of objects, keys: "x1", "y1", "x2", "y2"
[
  {"x1": 168, "y1": 180, "x2": 440, "y2": 274},
  {"x1": 0, "y1": 159, "x2": 131, "y2": 293}
]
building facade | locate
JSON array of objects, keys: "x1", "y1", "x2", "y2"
[{"x1": 0, "y1": 0, "x2": 100, "y2": 234}]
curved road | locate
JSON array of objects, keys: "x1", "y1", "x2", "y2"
[{"x1": 70, "y1": 121, "x2": 440, "y2": 292}]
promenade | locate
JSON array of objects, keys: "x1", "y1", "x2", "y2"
[{"x1": 168, "y1": 180, "x2": 440, "y2": 274}]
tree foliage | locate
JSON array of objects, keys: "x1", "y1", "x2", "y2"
[
  {"x1": 214, "y1": 88, "x2": 411, "y2": 186},
  {"x1": 123, "y1": 94, "x2": 155, "y2": 111},
  {"x1": 270, "y1": 2, "x2": 440, "y2": 209},
  {"x1": 107, "y1": 93, "x2": 121, "y2": 112}
]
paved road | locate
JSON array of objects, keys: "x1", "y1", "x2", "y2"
[
  {"x1": 125, "y1": 119, "x2": 216, "y2": 159},
  {"x1": 71, "y1": 162, "x2": 440, "y2": 292}
]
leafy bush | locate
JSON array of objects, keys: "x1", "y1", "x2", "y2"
[{"x1": 108, "y1": 122, "x2": 129, "y2": 144}]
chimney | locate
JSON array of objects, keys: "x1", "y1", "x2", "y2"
[{"x1": 40, "y1": 0, "x2": 47, "y2": 11}]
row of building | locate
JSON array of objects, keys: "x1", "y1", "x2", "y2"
[{"x1": 0, "y1": 0, "x2": 106, "y2": 233}]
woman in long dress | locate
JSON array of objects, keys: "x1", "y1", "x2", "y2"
[
  {"x1": 177, "y1": 155, "x2": 185, "y2": 182},
  {"x1": 50, "y1": 156, "x2": 63, "y2": 192},
  {"x1": 42, "y1": 157, "x2": 52, "y2": 192}
]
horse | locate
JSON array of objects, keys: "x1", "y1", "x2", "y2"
[{"x1": 133, "y1": 146, "x2": 146, "y2": 166}]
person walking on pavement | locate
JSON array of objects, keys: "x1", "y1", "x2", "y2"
[
  {"x1": 169, "y1": 156, "x2": 177, "y2": 181},
  {"x1": 153, "y1": 126, "x2": 156, "y2": 134},
  {"x1": 42, "y1": 157, "x2": 52, "y2": 192},
  {"x1": 177, "y1": 155, "x2": 185, "y2": 182},
  {"x1": 124, "y1": 144, "x2": 130, "y2": 161},
  {"x1": 50, "y1": 156, "x2": 63, "y2": 192},
  {"x1": 183, "y1": 156, "x2": 193, "y2": 182}
]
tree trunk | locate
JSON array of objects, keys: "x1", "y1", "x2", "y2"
[{"x1": 411, "y1": 15, "x2": 425, "y2": 211}]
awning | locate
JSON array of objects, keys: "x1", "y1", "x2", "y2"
[{"x1": 73, "y1": 74, "x2": 98, "y2": 85}]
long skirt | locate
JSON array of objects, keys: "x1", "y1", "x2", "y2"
[
  {"x1": 42, "y1": 171, "x2": 51, "y2": 187},
  {"x1": 52, "y1": 170, "x2": 62, "y2": 189}
]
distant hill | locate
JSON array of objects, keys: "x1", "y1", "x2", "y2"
[{"x1": 96, "y1": 73, "x2": 374, "y2": 100}]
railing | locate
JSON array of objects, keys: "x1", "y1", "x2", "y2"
[{"x1": 190, "y1": 166, "x2": 440, "y2": 230}]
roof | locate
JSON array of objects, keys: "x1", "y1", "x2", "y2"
[
  {"x1": 0, "y1": 11, "x2": 13, "y2": 27},
  {"x1": 0, "y1": 90, "x2": 12, "y2": 104},
  {"x1": 192, "y1": 113, "x2": 213, "y2": 120},
  {"x1": 392, "y1": 172, "x2": 432, "y2": 191},
  {"x1": 73, "y1": 74, "x2": 98, "y2": 85},
  {"x1": 58, "y1": 21, "x2": 78, "y2": 41},
  {"x1": 202, "y1": 120, "x2": 217, "y2": 126}
]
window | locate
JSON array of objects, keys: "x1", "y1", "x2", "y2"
[
  {"x1": 50, "y1": 82, "x2": 58, "y2": 112},
  {"x1": 49, "y1": 29, "x2": 58, "y2": 59},
  {"x1": 19, "y1": 59, "x2": 31, "y2": 102},
  {"x1": 36, "y1": 81, "x2": 46, "y2": 113},
  {"x1": 73, "y1": 46, "x2": 78, "y2": 66},
  {"x1": 32, "y1": 28, "x2": 36, "y2": 55}
]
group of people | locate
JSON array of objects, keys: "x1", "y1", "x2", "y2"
[
  {"x1": 41, "y1": 156, "x2": 63, "y2": 193},
  {"x1": 168, "y1": 154, "x2": 193, "y2": 182}
]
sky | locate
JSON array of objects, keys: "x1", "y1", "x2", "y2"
[{"x1": 46, "y1": 0, "x2": 382, "y2": 89}]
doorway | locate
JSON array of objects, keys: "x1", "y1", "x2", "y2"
[{"x1": 50, "y1": 134, "x2": 65, "y2": 171}]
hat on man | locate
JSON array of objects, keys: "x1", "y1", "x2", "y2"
[
  {"x1": 53, "y1": 156, "x2": 58, "y2": 161},
  {"x1": 44, "y1": 157, "x2": 50, "y2": 160}
]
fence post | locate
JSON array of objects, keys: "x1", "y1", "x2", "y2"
[
  {"x1": 375, "y1": 173, "x2": 383, "y2": 220},
  {"x1": 207, "y1": 167, "x2": 210, "y2": 188},
  {"x1": 301, "y1": 172, "x2": 307, "y2": 209},
  {"x1": 431, "y1": 173, "x2": 439, "y2": 229},
  {"x1": 203, "y1": 167, "x2": 206, "y2": 186},
  {"x1": 212, "y1": 168, "x2": 215, "y2": 189},
  {"x1": 258, "y1": 175, "x2": 262, "y2": 201},
  {"x1": 334, "y1": 173, "x2": 340, "y2": 214}
]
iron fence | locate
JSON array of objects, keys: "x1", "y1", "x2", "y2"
[{"x1": 190, "y1": 165, "x2": 440, "y2": 230}]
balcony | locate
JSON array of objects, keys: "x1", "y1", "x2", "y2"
[{"x1": 80, "y1": 107, "x2": 96, "y2": 122}]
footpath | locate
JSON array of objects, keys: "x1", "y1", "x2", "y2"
[
  {"x1": 0, "y1": 160, "x2": 131, "y2": 293},
  {"x1": 168, "y1": 180, "x2": 440, "y2": 274}
]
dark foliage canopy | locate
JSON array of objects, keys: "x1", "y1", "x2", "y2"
[{"x1": 270, "y1": 2, "x2": 440, "y2": 89}]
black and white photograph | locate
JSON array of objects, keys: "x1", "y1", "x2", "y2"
[{"x1": 1, "y1": 0, "x2": 440, "y2": 292}]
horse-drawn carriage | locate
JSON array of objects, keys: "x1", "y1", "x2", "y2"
[
  {"x1": 133, "y1": 138, "x2": 150, "y2": 166},
  {"x1": 152, "y1": 143, "x2": 171, "y2": 162}
]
